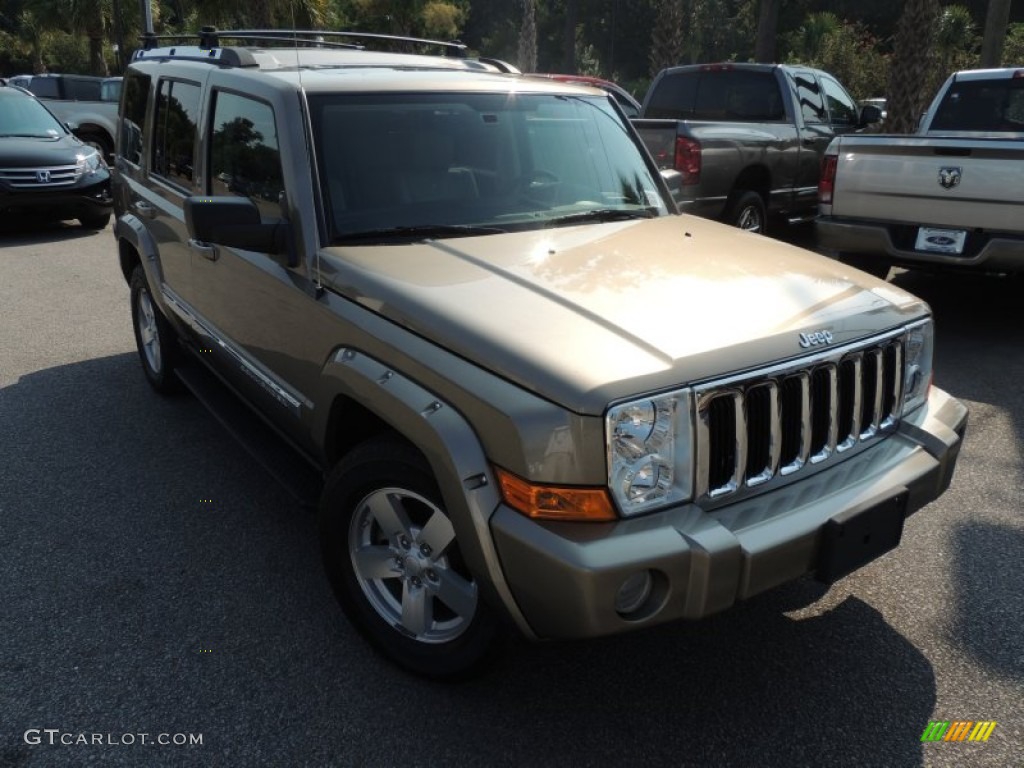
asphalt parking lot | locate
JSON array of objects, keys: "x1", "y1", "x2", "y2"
[{"x1": 1, "y1": 219, "x2": 1021, "y2": 767}]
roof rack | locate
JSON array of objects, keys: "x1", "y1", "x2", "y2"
[{"x1": 140, "y1": 27, "x2": 469, "y2": 58}]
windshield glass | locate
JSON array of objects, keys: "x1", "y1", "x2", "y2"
[
  {"x1": 0, "y1": 92, "x2": 65, "y2": 138},
  {"x1": 309, "y1": 91, "x2": 669, "y2": 242}
]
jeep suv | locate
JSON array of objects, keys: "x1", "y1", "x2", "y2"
[
  {"x1": 112, "y1": 30, "x2": 967, "y2": 679},
  {"x1": 0, "y1": 82, "x2": 112, "y2": 228}
]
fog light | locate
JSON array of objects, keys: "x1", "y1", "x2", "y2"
[{"x1": 614, "y1": 570, "x2": 653, "y2": 616}]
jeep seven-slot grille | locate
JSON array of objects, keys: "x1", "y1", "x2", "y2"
[
  {"x1": 0, "y1": 164, "x2": 80, "y2": 188},
  {"x1": 695, "y1": 336, "x2": 903, "y2": 502}
]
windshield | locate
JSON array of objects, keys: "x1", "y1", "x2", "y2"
[
  {"x1": 0, "y1": 92, "x2": 65, "y2": 138},
  {"x1": 309, "y1": 91, "x2": 669, "y2": 242}
]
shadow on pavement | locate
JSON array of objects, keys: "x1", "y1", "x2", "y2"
[
  {"x1": 950, "y1": 521, "x2": 1024, "y2": 684},
  {"x1": 2, "y1": 354, "x2": 937, "y2": 768}
]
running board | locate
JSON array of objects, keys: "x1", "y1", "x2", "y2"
[{"x1": 174, "y1": 362, "x2": 323, "y2": 508}]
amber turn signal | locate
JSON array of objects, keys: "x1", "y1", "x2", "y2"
[{"x1": 494, "y1": 467, "x2": 617, "y2": 522}]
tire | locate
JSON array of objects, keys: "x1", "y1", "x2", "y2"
[
  {"x1": 319, "y1": 436, "x2": 503, "y2": 679},
  {"x1": 725, "y1": 190, "x2": 767, "y2": 234},
  {"x1": 79, "y1": 212, "x2": 111, "y2": 230},
  {"x1": 130, "y1": 265, "x2": 180, "y2": 393},
  {"x1": 837, "y1": 252, "x2": 891, "y2": 281},
  {"x1": 79, "y1": 130, "x2": 113, "y2": 162}
]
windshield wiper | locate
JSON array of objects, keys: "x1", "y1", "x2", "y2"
[
  {"x1": 335, "y1": 224, "x2": 506, "y2": 242},
  {"x1": 545, "y1": 208, "x2": 657, "y2": 227}
]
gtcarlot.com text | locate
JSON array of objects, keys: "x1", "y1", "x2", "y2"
[{"x1": 24, "y1": 729, "x2": 203, "y2": 747}]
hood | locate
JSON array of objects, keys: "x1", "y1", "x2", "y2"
[
  {"x1": 318, "y1": 215, "x2": 928, "y2": 413},
  {"x1": 0, "y1": 134, "x2": 87, "y2": 167}
]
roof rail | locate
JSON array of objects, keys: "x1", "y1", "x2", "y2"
[{"x1": 140, "y1": 27, "x2": 469, "y2": 58}]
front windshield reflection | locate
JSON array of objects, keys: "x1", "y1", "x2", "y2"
[{"x1": 309, "y1": 91, "x2": 669, "y2": 242}]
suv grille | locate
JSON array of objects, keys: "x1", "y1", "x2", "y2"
[
  {"x1": 695, "y1": 332, "x2": 904, "y2": 503},
  {"x1": 0, "y1": 165, "x2": 80, "y2": 188}
]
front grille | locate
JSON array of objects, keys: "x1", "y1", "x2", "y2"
[
  {"x1": 695, "y1": 332, "x2": 904, "y2": 503},
  {"x1": 0, "y1": 164, "x2": 80, "y2": 188}
]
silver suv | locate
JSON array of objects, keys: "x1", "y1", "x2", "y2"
[{"x1": 112, "y1": 29, "x2": 967, "y2": 679}]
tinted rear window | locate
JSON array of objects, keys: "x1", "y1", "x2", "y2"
[
  {"x1": 26, "y1": 78, "x2": 60, "y2": 99},
  {"x1": 645, "y1": 70, "x2": 784, "y2": 122},
  {"x1": 64, "y1": 78, "x2": 102, "y2": 100},
  {"x1": 931, "y1": 78, "x2": 1024, "y2": 131}
]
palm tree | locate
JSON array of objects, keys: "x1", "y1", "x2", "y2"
[
  {"x1": 754, "y1": 0, "x2": 780, "y2": 62},
  {"x1": 649, "y1": 0, "x2": 685, "y2": 76},
  {"x1": 517, "y1": 0, "x2": 536, "y2": 72},
  {"x1": 886, "y1": 0, "x2": 940, "y2": 134},
  {"x1": 980, "y1": 0, "x2": 1012, "y2": 67}
]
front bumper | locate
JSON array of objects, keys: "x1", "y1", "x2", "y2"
[
  {"x1": 817, "y1": 216, "x2": 1024, "y2": 273},
  {"x1": 0, "y1": 177, "x2": 112, "y2": 218},
  {"x1": 491, "y1": 386, "x2": 967, "y2": 639}
]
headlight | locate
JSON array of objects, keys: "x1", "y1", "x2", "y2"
[
  {"x1": 76, "y1": 150, "x2": 104, "y2": 177},
  {"x1": 903, "y1": 318, "x2": 934, "y2": 415},
  {"x1": 606, "y1": 390, "x2": 693, "y2": 516}
]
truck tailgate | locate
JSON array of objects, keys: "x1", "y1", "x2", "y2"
[{"x1": 831, "y1": 136, "x2": 1024, "y2": 231}]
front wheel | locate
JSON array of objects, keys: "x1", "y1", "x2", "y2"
[
  {"x1": 725, "y1": 190, "x2": 767, "y2": 234},
  {"x1": 79, "y1": 211, "x2": 111, "y2": 230},
  {"x1": 319, "y1": 436, "x2": 503, "y2": 679},
  {"x1": 130, "y1": 265, "x2": 180, "y2": 393}
]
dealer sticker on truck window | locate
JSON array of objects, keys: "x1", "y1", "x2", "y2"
[{"x1": 915, "y1": 227, "x2": 967, "y2": 254}]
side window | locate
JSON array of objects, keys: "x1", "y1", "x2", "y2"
[
  {"x1": 152, "y1": 79, "x2": 200, "y2": 190},
  {"x1": 820, "y1": 75, "x2": 859, "y2": 126},
  {"x1": 209, "y1": 91, "x2": 285, "y2": 220},
  {"x1": 66, "y1": 78, "x2": 101, "y2": 101},
  {"x1": 28, "y1": 78, "x2": 60, "y2": 99},
  {"x1": 119, "y1": 71, "x2": 151, "y2": 166},
  {"x1": 793, "y1": 72, "x2": 827, "y2": 124}
]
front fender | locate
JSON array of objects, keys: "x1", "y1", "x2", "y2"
[{"x1": 317, "y1": 346, "x2": 537, "y2": 639}]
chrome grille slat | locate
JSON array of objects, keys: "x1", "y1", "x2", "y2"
[
  {"x1": 695, "y1": 334, "x2": 905, "y2": 504},
  {"x1": 0, "y1": 164, "x2": 80, "y2": 188}
]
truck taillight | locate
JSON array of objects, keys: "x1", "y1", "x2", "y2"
[
  {"x1": 675, "y1": 137, "x2": 701, "y2": 185},
  {"x1": 819, "y1": 155, "x2": 838, "y2": 204}
]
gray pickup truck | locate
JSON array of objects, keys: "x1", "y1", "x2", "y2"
[
  {"x1": 634, "y1": 63, "x2": 879, "y2": 233},
  {"x1": 817, "y1": 67, "x2": 1024, "y2": 278},
  {"x1": 112, "y1": 30, "x2": 966, "y2": 679},
  {"x1": 9, "y1": 73, "x2": 120, "y2": 160}
]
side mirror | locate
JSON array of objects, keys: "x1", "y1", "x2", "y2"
[
  {"x1": 184, "y1": 196, "x2": 296, "y2": 266},
  {"x1": 859, "y1": 104, "x2": 882, "y2": 126}
]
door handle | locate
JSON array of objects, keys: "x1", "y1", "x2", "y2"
[
  {"x1": 188, "y1": 238, "x2": 219, "y2": 261},
  {"x1": 133, "y1": 200, "x2": 156, "y2": 219}
]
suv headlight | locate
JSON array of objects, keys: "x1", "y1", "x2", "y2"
[
  {"x1": 606, "y1": 390, "x2": 693, "y2": 517},
  {"x1": 76, "y1": 150, "x2": 105, "y2": 177},
  {"x1": 903, "y1": 318, "x2": 934, "y2": 415}
]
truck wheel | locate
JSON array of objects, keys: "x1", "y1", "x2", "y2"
[
  {"x1": 726, "y1": 190, "x2": 767, "y2": 233},
  {"x1": 130, "y1": 265, "x2": 180, "y2": 393},
  {"x1": 79, "y1": 212, "x2": 111, "y2": 230},
  {"x1": 79, "y1": 130, "x2": 113, "y2": 162},
  {"x1": 837, "y1": 252, "x2": 891, "y2": 281},
  {"x1": 319, "y1": 436, "x2": 502, "y2": 679}
]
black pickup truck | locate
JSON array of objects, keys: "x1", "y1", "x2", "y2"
[{"x1": 634, "y1": 63, "x2": 879, "y2": 233}]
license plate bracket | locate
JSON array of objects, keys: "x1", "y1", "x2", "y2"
[
  {"x1": 816, "y1": 491, "x2": 908, "y2": 583},
  {"x1": 915, "y1": 227, "x2": 966, "y2": 254}
]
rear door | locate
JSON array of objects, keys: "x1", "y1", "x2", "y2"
[{"x1": 789, "y1": 69, "x2": 832, "y2": 210}]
